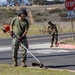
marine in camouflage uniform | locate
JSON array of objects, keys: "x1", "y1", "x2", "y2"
[
  {"x1": 10, "y1": 9, "x2": 29, "y2": 67},
  {"x1": 47, "y1": 21, "x2": 58, "y2": 47}
]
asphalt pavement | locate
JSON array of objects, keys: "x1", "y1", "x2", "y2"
[
  {"x1": 0, "y1": 42, "x2": 75, "y2": 71},
  {"x1": 0, "y1": 33, "x2": 75, "y2": 70}
]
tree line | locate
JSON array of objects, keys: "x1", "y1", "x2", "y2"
[{"x1": 7, "y1": 0, "x2": 63, "y2": 5}]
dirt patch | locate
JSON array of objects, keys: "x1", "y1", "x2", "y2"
[{"x1": 0, "y1": 4, "x2": 75, "y2": 33}]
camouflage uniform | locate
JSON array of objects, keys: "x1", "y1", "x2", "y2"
[
  {"x1": 47, "y1": 22, "x2": 58, "y2": 47},
  {"x1": 11, "y1": 17, "x2": 29, "y2": 63}
]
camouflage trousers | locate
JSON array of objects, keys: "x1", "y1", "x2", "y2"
[
  {"x1": 11, "y1": 37, "x2": 28, "y2": 62},
  {"x1": 51, "y1": 33, "x2": 58, "y2": 46}
]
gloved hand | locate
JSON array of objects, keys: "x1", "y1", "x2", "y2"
[
  {"x1": 10, "y1": 31, "x2": 14, "y2": 37},
  {"x1": 18, "y1": 36, "x2": 24, "y2": 42}
]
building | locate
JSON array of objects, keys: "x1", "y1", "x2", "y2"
[{"x1": 46, "y1": 0, "x2": 65, "y2": 5}]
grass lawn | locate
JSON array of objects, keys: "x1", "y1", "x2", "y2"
[{"x1": 0, "y1": 64, "x2": 75, "y2": 75}]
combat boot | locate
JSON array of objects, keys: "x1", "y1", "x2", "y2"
[
  {"x1": 50, "y1": 45, "x2": 53, "y2": 47},
  {"x1": 21, "y1": 61, "x2": 27, "y2": 67},
  {"x1": 13, "y1": 60, "x2": 18, "y2": 66},
  {"x1": 55, "y1": 44, "x2": 58, "y2": 47}
]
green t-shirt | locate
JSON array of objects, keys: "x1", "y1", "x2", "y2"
[
  {"x1": 11, "y1": 17, "x2": 29, "y2": 37},
  {"x1": 48, "y1": 24, "x2": 58, "y2": 34}
]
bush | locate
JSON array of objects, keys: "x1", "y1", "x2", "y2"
[
  {"x1": 0, "y1": 8, "x2": 17, "y2": 18},
  {"x1": 48, "y1": 8, "x2": 61, "y2": 14},
  {"x1": 5, "y1": 10, "x2": 17, "y2": 17},
  {"x1": 36, "y1": 13, "x2": 43, "y2": 16},
  {"x1": 59, "y1": 12, "x2": 68, "y2": 17},
  {"x1": 60, "y1": 17, "x2": 70, "y2": 21}
]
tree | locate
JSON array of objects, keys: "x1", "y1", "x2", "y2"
[
  {"x1": 7, "y1": 0, "x2": 12, "y2": 3},
  {"x1": 13, "y1": 0, "x2": 18, "y2": 5},
  {"x1": 54, "y1": 0, "x2": 60, "y2": 3}
]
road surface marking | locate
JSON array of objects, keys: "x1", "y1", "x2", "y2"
[
  {"x1": 0, "y1": 43, "x2": 50, "y2": 52},
  {"x1": 0, "y1": 43, "x2": 70, "y2": 54},
  {"x1": 26, "y1": 49, "x2": 70, "y2": 54}
]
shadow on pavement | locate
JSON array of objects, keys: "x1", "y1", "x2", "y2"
[{"x1": 46, "y1": 64, "x2": 75, "y2": 68}]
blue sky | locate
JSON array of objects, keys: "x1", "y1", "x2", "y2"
[{"x1": 0, "y1": 0, "x2": 6, "y2": 2}]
